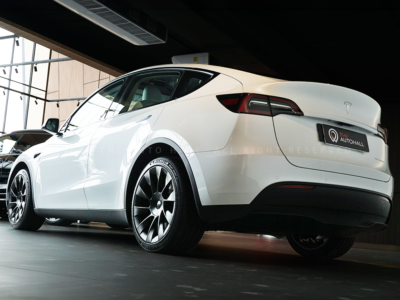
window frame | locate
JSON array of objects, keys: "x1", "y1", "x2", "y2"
[
  {"x1": 172, "y1": 69, "x2": 217, "y2": 99},
  {"x1": 61, "y1": 67, "x2": 220, "y2": 130},
  {"x1": 111, "y1": 70, "x2": 184, "y2": 116},
  {"x1": 147, "y1": 68, "x2": 218, "y2": 100},
  {"x1": 109, "y1": 68, "x2": 219, "y2": 117},
  {"x1": 62, "y1": 78, "x2": 130, "y2": 133}
]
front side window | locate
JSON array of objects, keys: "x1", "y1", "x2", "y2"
[
  {"x1": 0, "y1": 135, "x2": 22, "y2": 154},
  {"x1": 113, "y1": 71, "x2": 182, "y2": 115},
  {"x1": 67, "y1": 79, "x2": 125, "y2": 131}
]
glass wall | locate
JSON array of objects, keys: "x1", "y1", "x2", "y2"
[{"x1": 0, "y1": 27, "x2": 50, "y2": 133}]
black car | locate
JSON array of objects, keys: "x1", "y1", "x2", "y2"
[{"x1": 0, "y1": 130, "x2": 52, "y2": 217}]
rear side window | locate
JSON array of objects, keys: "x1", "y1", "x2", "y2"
[
  {"x1": 114, "y1": 70, "x2": 182, "y2": 115},
  {"x1": 173, "y1": 71, "x2": 214, "y2": 99}
]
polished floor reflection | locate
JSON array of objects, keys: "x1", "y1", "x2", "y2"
[{"x1": 0, "y1": 219, "x2": 399, "y2": 299}]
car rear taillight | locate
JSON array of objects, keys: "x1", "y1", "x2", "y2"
[
  {"x1": 269, "y1": 97, "x2": 302, "y2": 115},
  {"x1": 217, "y1": 93, "x2": 303, "y2": 117},
  {"x1": 238, "y1": 94, "x2": 271, "y2": 116},
  {"x1": 377, "y1": 124, "x2": 388, "y2": 144},
  {"x1": 218, "y1": 94, "x2": 243, "y2": 113}
]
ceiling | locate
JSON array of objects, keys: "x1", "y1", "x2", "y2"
[{"x1": 0, "y1": 0, "x2": 399, "y2": 103}]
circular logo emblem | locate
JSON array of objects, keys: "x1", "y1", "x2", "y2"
[{"x1": 328, "y1": 128, "x2": 339, "y2": 143}]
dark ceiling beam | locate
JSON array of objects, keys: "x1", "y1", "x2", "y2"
[
  {"x1": 188, "y1": 7, "x2": 330, "y2": 82},
  {"x1": 0, "y1": 0, "x2": 197, "y2": 73},
  {"x1": 125, "y1": 0, "x2": 281, "y2": 77},
  {"x1": 1, "y1": 0, "x2": 399, "y2": 104},
  {"x1": 129, "y1": 0, "x2": 330, "y2": 81},
  {"x1": 0, "y1": 17, "x2": 124, "y2": 77}
]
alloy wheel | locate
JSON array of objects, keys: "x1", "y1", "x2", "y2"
[
  {"x1": 46, "y1": 218, "x2": 60, "y2": 222},
  {"x1": 8, "y1": 174, "x2": 27, "y2": 224},
  {"x1": 133, "y1": 166, "x2": 176, "y2": 244},
  {"x1": 291, "y1": 235, "x2": 329, "y2": 250}
]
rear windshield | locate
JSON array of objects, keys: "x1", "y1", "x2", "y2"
[
  {"x1": 10, "y1": 134, "x2": 51, "y2": 154},
  {"x1": 0, "y1": 134, "x2": 22, "y2": 154}
]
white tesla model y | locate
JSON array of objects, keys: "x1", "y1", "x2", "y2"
[{"x1": 7, "y1": 64, "x2": 392, "y2": 259}]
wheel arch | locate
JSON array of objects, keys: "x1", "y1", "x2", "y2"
[
  {"x1": 7, "y1": 161, "x2": 32, "y2": 204},
  {"x1": 124, "y1": 138, "x2": 202, "y2": 225}
]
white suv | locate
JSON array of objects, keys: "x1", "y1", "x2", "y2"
[{"x1": 7, "y1": 64, "x2": 392, "y2": 259}]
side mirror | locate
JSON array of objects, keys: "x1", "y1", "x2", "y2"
[{"x1": 42, "y1": 118, "x2": 60, "y2": 135}]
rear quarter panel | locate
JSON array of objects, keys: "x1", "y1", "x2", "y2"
[{"x1": 149, "y1": 74, "x2": 243, "y2": 153}]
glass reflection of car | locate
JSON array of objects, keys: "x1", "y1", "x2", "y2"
[{"x1": 0, "y1": 130, "x2": 51, "y2": 218}]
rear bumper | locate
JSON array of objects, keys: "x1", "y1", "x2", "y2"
[{"x1": 200, "y1": 183, "x2": 391, "y2": 238}]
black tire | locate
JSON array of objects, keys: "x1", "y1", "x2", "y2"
[
  {"x1": 132, "y1": 157, "x2": 204, "y2": 254},
  {"x1": 106, "y1": 223, "x2": 129, "y2": 229},
  {"x1": 8, "y1": 169, "x2": 44, "y2": 231},
  {"x1": 287, "y1": 234, "x2": 356, "y2": 259},
  {"x1": 45, "y1": 218, "x2": 75, "y2": 226}
]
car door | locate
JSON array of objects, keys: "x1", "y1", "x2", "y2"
[
  {"x1": 35, "y1": 79, "x2": 126, "y2": 209},
  {"x1": 84, "y1": 70, "x2": 183, "y2": 209}
]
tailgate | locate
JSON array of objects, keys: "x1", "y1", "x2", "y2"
[{"x1": 259, "y1": 82, "x2": 390, "y2": 181}]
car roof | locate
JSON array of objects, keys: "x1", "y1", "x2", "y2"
[{"x1": 120, "y1": 64, "x2": 286, "y2": 87}]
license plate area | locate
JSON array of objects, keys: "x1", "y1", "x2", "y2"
[{"x1": 317, "y1": 124, "x2": 369, "y2": 152}]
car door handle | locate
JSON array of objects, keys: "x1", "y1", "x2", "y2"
[
  {"x1": 34, "y1": 153, "x2": 41, "y2": 159},
  {"x1": 136, "y1": 115, "x2": 152, "y2": 123}
]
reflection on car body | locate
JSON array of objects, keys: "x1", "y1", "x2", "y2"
[{"x1": 6, "y1": 64, "x2": 392, "y2": 259}]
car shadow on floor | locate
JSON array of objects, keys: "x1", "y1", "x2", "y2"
[{"x1": 29, "y1": 225, "x2": 399, "y2": 279}]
